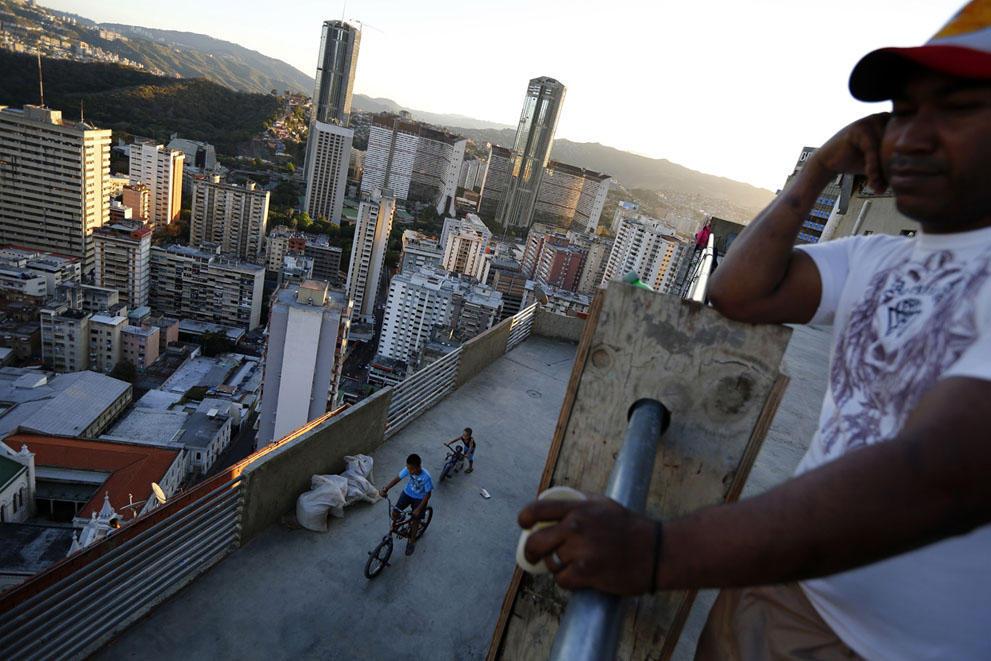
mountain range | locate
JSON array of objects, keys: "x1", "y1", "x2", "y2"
[{"x1": 6, "y1": 1, "x2": 774, "y2": 216}]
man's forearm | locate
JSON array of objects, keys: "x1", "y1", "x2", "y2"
[
  {"x1": 708, "y1": 159, "x2": 834, "y2": 313},
  {"x1": 656, "y1": 426, "x2": 987, "y2": 590}
]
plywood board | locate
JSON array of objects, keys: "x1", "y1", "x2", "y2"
[{"x1": 490, "y1": 282, "x2": 792, "y2": 660}]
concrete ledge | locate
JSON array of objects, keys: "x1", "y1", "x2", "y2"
[
  {"x1": 239, "y1": 388, "x2": 392, "y2": 541},
  {"x1": 533, "y1": 308, "x2": 584, "y2": 343},
  {"x1": 455, "y1": 316, "x2": 512, "y2": 389}
]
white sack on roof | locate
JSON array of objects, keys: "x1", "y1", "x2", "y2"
[{"x1": 295, "y1": 454, "x2": 381, "y2": 532}]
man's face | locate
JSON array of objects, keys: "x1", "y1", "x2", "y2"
[
  {"x1": 407, "y1": 463, "x2": 421, "y2": 475},
  {"x1": 881, "y1": 70, "x2": 991, "y2": 231}
]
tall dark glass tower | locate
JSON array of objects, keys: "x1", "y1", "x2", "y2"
[
  {"x1": 312, "y1": 20, "x2": 361, "y2": 127},
  {"x1": 499, "y1": 76, "x2": 566, "y2": 232}
]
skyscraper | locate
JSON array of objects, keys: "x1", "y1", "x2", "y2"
[
  {"x1": 257, "y1": 280, "x2": 351, "y2": 446},
  {"x1": 0, "y1": 105, "x2": 110, "y2": 272},
  {"x1": 303, "y1": 121, "x2": 353, "y2": 224},
  {"x1": 346, "y1": 190, "x2": 396, "y2": 322},
  {"x1": 312, "y1": 20, "x2": 361, "y2": 127},
  {"x1": 499, "y1": 77, "x2": 566, "y2": 232},
  {"x1": 303, "y1": 20, "x2": 359, "y2": 222}
]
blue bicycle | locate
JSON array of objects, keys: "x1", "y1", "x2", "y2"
[{"x1": 439, "y1": 442, "x2": 467, "y2": 482}]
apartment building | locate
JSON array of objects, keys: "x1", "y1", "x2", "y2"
[
  {"x1": 128, "y1": 140, "x2": 184, "y2": 227},
  {"x1": 88, "y1": 313, "x2": 127, "y2": 373},
  {"x1": 120, "y1": 325, "x2": 160, "y2": 369},
  {"x1": 39, "y1": 305, "x2": 90, "y2": 372},
  {"x1": 477, "y1": 144, "x2": 512, "y2": 221},
  {"x1": 304, "y1": 121, "x2": 353, "y2": 225},
  {"x1": 400, "y1": 230, "x2": 443, "y2": 274},
  {"x1": 92, "y1": 220, "x2": 151, "y2": 308},
  {"x1": 440, "y1": 214, "x2": 491, "y2": 283},
  {"x1": 376, "y1": 265, "x2": 502, "y2": 369},
  {"x1": 258, "y1": 281, "x2": 351, "y2": 445},
  {"x1": 266, "y1": 226, "x2": 343, "y2": 286},
  {"x1": 361, "y1": 114, "x2": 466, "y2": 214},
  {"x1": 0, "y1": 105, "x2": 110, "y2": 272},
  {"x1": 458, "y1": 159, "x2": 486, "y2": 192},
  {"x1": 149, "y1": 245, "x2": 266, "y2": 330},
  {"x1": 190, "y1": 175, "x2": 270, "y2": 260},
  {"x1": 121, "y1": 184, "x2": 150, "y2": 222},
  {"x1": 533, "y1": 161, "x2": 611, "y2": 231},
  {"x1": 346, "y1": 190, "x2": 396, "y2": 322},
  {"x1": 575, "y1": 235, "x2": 613, "y2": 295},
  {"x1": 602, "y1": 216, "x2": 692, "y2": 295}
]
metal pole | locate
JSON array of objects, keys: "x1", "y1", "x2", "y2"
[{"x1": 549, "y1": 398, "x2": 671, "y2": 661}]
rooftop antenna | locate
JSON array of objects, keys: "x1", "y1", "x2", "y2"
[
  {"x1": 80, "y1": 98, "x2": 84, "y2": 124},
  {"x1": 37, "y1": 52, "x2": 45, "y2": 107}
]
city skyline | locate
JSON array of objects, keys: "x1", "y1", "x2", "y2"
[{"x1": 37, "y1": 0, "x2": 961, "y2": 191}]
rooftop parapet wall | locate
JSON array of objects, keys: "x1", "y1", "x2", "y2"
[
  {"x1": 532, "y1": 307, "x2": 584, "y2": 343},
  {"x1": 454, "y1": 315, "x2": 513, "y2": 390},
  {"x1": 240, "y1": 389, "x2": 392, "y2": 541}
]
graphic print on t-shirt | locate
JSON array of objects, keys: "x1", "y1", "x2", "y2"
[{"x1": 822, "y1": 249, "x2": 989, "y2": 458}]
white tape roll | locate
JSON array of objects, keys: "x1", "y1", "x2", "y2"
[{"x1": 515, "y1": 486, "x2": 586, "y2": 574}]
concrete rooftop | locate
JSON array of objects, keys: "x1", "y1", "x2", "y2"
[
  {"x1": 96, "y1": 336, "x2": 578, "y2": 660},
  {"x1": 95, "y1": 324, "x2": 831, "y2": 660}
]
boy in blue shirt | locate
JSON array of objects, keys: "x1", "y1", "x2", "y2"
[{"x1": 379, "y1": 453, "x2": 433, "y2": 555}]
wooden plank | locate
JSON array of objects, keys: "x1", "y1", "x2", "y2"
[
  {"x1": 486, "y1": 289, "x2": 605, "y2": 661},
  {"x1": 490, "y1": 282, "x2": 792, "y2": 660}
]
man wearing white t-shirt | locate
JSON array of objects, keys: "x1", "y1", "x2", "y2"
[{"x1": 517, "y1": 2, "x2": 991, "y2": 658}]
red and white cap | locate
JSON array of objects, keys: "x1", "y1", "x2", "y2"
[{"x1": 850, "y1": 0, "x2": 991, "y2": 101}]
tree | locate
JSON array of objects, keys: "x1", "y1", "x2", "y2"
[
  {"x1": 199, "y1": 331, "x2": 235, "y2": 357},
  {"x1": 286, "y1": 161, "x2": 295, "y2": 174},
  {"x1": 297, "y1": 212, "x2": 312, "y2": 231},
  {"x1": 109, "y1": 361, "x2": 136, "y2": 383}
]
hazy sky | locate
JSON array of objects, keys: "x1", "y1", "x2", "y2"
[{"x1": 41, "y1": 0, "x2": 963, "y2": 191}]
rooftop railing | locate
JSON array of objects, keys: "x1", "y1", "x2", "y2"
[{"x1": 0, "y1": 302, "x2": 580, "y2": 660}]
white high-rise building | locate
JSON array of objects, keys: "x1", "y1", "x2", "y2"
[
  {"x1": 601, "y1": 216, "x2": 692, "y2": 295},
  {"x1": 377, "y1": 265, "x2": 502, "y2": 367},
  {"x1": 92, "y1": 219, "x2": 152, "y2": 308},
  {"x1": 346, "y1": 190, "x2": 396, "y2": 321},
  {"x1": 128, "y1": 140, "x2": 184, "y2": 228},
  {"x1": 257, "y1": 280, "x2": 351, "y2": 446},
  {"x1": 458, "y1": 159, "x2": 486, "y2": 191},
  {"x1": 440, "y1": 214, "x2": 491, "y2": 283},
  {"x1": 304, "y1": 121, "x2": 353, "y2": 224},
  {"x1": 0, "y1": 105, "x2": 110, "y2": 272},
  {"x1": 361, "y1": 114, "x2": 466, "y2": 215},
  {"x1": 190, "y1": 175, "x2": 270, "y2": 260},
  {"x1": 477, "y1": 144, "x2": 512, "y2": 221}
]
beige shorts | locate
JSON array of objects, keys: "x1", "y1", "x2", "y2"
[{"x1": 694, "y1": 583, "x2": 864, "y2": 661}]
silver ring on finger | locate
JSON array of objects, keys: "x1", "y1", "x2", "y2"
[{"x1": 550, "y1": 550, "x2": 565, "y2": 572}]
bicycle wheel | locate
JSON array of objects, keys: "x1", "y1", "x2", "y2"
[
  {"x1": 364, "y1": 537, "x2": 393, "y2": 578},
  {"x1": 415, "y1": 507, "x2": 433, "y2": 539},
  {"x1": 439, "y1": 460, "x2": 453, "y2": 482}
]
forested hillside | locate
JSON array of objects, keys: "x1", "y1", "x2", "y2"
[{"x1": 0, "y1": 51, "x2": 280, "y2": 153}]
